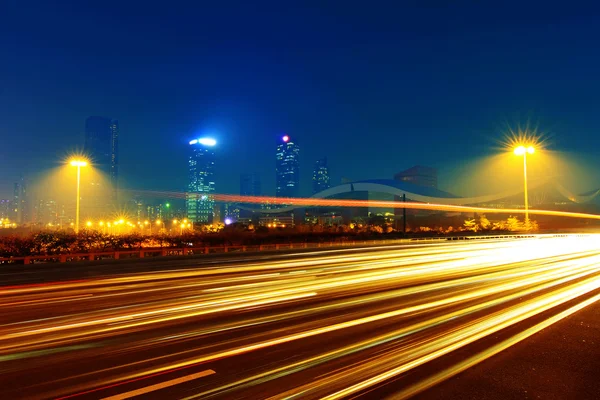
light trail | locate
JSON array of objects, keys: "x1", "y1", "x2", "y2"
[
  {"x1": 0, "y1": 235, "x2": 599, "y2": 399},
  {"x1": 123, "y1": 189, "x2": 600, "y2": 221}
]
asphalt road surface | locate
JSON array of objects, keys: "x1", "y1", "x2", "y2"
[{"x1": 1, "y1": 235, "x2": 600, "y2": 399}]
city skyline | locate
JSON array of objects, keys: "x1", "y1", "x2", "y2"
[
  {"x1": 3, "y1": 3, "x2": 600, "y2": 199},
  {"x1": 0, "y1": 2, "x2": 600, "y2": 198}
]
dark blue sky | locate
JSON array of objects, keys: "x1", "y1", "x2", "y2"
[{"x1": 2, "y1": 1, "x2": 600, "y2": 198}]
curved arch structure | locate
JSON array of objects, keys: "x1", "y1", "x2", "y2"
[
  {"x1": 555, "y1": 183, "x2": 600, "y2": 203},
  {"x1": 242, "y1": 178, "x2": 561, "y2": 214}
]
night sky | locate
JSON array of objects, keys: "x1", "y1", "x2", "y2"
[{"x1": 2, "y1": 1, "x2": 600, "y2": 199}]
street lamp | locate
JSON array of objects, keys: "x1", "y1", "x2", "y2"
[
  {"x1": 513, "y1": 145, "x2": 535, "y2": 228},
  {"x1": 69, "y1": 159, "x2": 88, "y2": 234}
]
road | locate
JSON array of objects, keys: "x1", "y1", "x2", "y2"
[{"x1": 1, "y1": 235, "x2": 600, "y2": 399}]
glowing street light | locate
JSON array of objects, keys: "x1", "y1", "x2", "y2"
[
  {"x1": 69, "y1": 159, "x2": 88, "y2": 234},
  {"x1": 513, "y1": 145, "x2": 535, "y2": 228}
]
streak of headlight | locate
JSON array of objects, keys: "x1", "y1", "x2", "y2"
[
  {"x1": 213, "y1": 194, "x2": 600, "y2": 220},
  {"x1": 0, "y1": 291, "x2": 317, "y2": 342},
  {"x1": 316, "y1": 276, "x2": 600, "y2": 399},
  {"x1": 127, "y1": 190, "x2": 600, "y2": 220},
  {"x1": 91, "y1": 255, "x2": 600, "y2": 387},
  {"x1": 184, "y1": 259, "x2": 600, "y2": 399},
  {"x1": 393, "y1": 291, "x2": 600, "y2": 399}
]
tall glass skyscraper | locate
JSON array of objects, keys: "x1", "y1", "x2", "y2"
[
  {"x1": 240, "y1": 173, "x2": 261, "y2": 197},
  {"x1": 275, "y1": 135, "x2": 300, "y2": 198},
  {"x1": 84, "y1": 116, "x2": 119, "y2": 197},
  {"x1": 187, "y1": 138, "x2": 216, "y2": 224},
  {"x1": 12, "y1": 178, "x2": 28, "y2": 224},
  {"x1": 312, "y1": 157, "x2": 331, "y2": 194}
]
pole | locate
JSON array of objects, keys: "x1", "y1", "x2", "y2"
[
  {"x1": 523, "y1": 153, "x2": 529, "y2": 228},
  {"x1": 75, "y1": 165, "x2": 81, "y2": 234},
  {"x1": 402, "y1": 193, "x2": 406, "y2": 234}
]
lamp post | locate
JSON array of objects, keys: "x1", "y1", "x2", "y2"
[
  {"x1": 513, "y1": 145, "x2": 535, "y2": 228},
  {"x1": 69, "y1": 159, "x2": 88, "y2": 234}
]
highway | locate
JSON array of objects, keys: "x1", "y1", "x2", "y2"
[{"x1": 1, "y1": 235, "x2": 600, "y2": 399}]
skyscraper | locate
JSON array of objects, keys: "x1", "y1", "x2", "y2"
[
  {"x1": 0, "y1": 199, "x2": 9, "y2": 219},
  {"x1": 240, "y1": 173, "x2": 261, "y2": 197},
  {"x1": 12, "y1": 183, "x2": 20, "y2": 222},
  {"x1": 84, "y1": 116, "x2": 119, "y2": 198},
  {"x1": 238, "y1": 173, "x2": 261, "y2": 220},
  {"x1": 187, "y1": 138, "x2": 216, "y2": 224},
  {"x1": 312, "y1": 157, "x2": 331, "y2": 194},
  {"x1": 275, "y1": 135, "x2": 300, "y2": 198},
  {"x1": 12, "y1": 178, "x2": 28, "y2": 224},
  {"x1": 393, "y1": 165, "x2": 438, "y2": 188}
]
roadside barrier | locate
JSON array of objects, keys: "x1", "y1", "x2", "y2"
[{"x1": 0, "y1": 234, "x2": 542, "y2": 265}]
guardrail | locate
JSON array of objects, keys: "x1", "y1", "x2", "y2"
[{"x1": 0, "y1": 234, "x2": 536, "y2": 265}]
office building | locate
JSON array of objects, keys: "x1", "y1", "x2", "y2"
[
  {"x1": 394, "y1": 165, "x2": 438, "y2": 188},
  {"x1": 187, "y1": 138, "x2": 216, "y2": 224},
  {"x1": 238, "y1": 173, "x2": 261, "y2": 219},
  {"x1": 84, "y1": 116, "x2": 119, "y2": 198},
  {"x1": 240, "y1": 173, "x2": 261, "y2": 197},
  {"x1": 34, "y1": 198, "x2": 59, "y2": 226},
  {"x1": 312, "y1": 157, "x2": 331, "y2": 194},
  {"x1": 0, "y1": 199, "x2": 9, "y2": 219},
  {"x1": 275, "y1": 135, "x2": 300, "y2": 198},
  {"x1": 216, "y1": 202, "x2": 240, "y2": 224},
  {"x1": 13, "y1": 179, "x2": 28, "y2": 224}
]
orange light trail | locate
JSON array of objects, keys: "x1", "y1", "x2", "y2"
[
  {"x1": 1, "y1": 235, "x2": 599, "y2": 399},
  {"x1": 122, "y1": 189, "x2": 600, "y2": 221}
]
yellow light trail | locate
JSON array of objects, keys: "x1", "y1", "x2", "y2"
[
  {"x1": 1, "y1": 235, "x2": 600, "y2": 400},
  {"x1": 124, "y1": 189, "x2": 600, "y2": 221}
]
